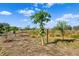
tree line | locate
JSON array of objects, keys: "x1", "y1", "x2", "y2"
[{"x1": 0, "y1": 23, "x2": 19, "y2": 35}]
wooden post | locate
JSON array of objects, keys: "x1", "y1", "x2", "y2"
[{"x1": 47, "y1": 29, "x2": 48, "y2": 44}]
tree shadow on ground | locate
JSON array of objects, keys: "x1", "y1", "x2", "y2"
[{"x1": 46, "y1": 38, "x2": 75, "y2": 45}]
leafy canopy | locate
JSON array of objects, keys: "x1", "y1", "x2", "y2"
[
  {"x1": 31, "y1": 10, "x2": 51, "y2": 24},
  {"x1": 0, "y1": 23, "x2": 10, "y2": 34},
  {"x1": 31, "y1": 10, "x2": 51, "y2": 37},
  {"x1": 57, "y1": 21, "x2": 68, "y2": 31}
]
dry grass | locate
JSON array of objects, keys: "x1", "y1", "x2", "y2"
[{"x1": 0, "y1": 29, "x2": 79, "y2": 56}]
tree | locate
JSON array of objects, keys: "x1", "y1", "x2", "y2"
[
  {"x1": 11, "y1": 26, "x2": 19, "y2": 37},
  {"x1": 0, "y1": 23, "x2": 11, "y2": 39},
  {"x1": 0, "y1": 23, "x2": 4, "y2": 35},
  {"x1": 31, "y1": 10, "x2": 51, "y2": 46},
  {"x1": 56, "y1": 21, "x2": 68, "y2": 40},
  {"x1": 2, "y1": 23, "x2": 11, "y2": 39},
  {"x1": 0, "y1": 23, "x2": 10, "y2": 34},
  {"x1": 2, "y1": 23, "x2": 11, "y2": 33},
  {"x1": 73, "y1": 25, "x2": 79, "y2": 30},
  {"x1": 65, "y1": 25, "x2": 72, "y2": 30}
]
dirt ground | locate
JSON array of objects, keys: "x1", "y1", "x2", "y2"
[{"x1": 0, "y1": 32, "x2": 79, "y2": 56}]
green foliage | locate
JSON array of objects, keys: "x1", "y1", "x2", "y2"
[
  {"x1": 57, "y1": 21, "x2": 68, "y2": 31},
  {"x1": 31, "y1": 10, "x2": 51, "y2": 37},
  {"x1": 3, "y1": 23, "x2": 11, "y2": 32},
  {"x1": 11, "y1": 26, "x2": 19, "y2": 33},
  {"x1": 71, "y1": 34, "x2": 79, "y2": 39},
  {"x1": 32, "y1": 27, "x2": 36, "y2": 30},
  {"x1": 40, "y1": 29, "x2": 46, "y2": 37},
  {"x1": 56, "y1": 21, "x2": 68, "y2": 40},
  {"x1": 0, "y1": 23, "x2": 10, "y2": 35},
  {"x1": 56, "y1": 21, "x2": 68, "y2": 34},
  {"x1": 31, "y1": 10, "x2": 51, "y2": 24},
  {"x1": 31, "y1": 10, "x2": 51, "y2": 45},
  {"x1": 0, "y1": 23, "x2": 4, "y2": 34}
]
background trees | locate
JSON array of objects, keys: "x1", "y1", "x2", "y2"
[
  {"x1": 0, "y1": 23, "x2": 10, "y2": 35},
  {"x1": 73, "y1": 25, "x2": 79, "y2": 30},
  {"x1": 24, "y1": 25, "x2": 30, "y2": 30},
  {"x1": 31, "y1": 10, "x2": 51, "y2": 46},
  {"x1": 56, "y1": 21, "x2": 69, "y2": 40},
  {"x1": 0, "y1": 23, "x2": 11, "y2": 40},
  {"x1": 11, "y1": 26, "x2": 19, "y2": 37},
  {"x1": 0, "y1": 23, "x2": 4, "y2": 35},
  {"x1": 0, "y1": 23, "x2": 19, "y2": 39}
]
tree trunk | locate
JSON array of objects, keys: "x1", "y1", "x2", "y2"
[
  {"x1": 41, "y1": 37, "x2": 45, "y2": 46},
  {"x1": 47, "y1": 29, "x2": 49, "y2": 44},
  {"x1": 15, "y1": 33, "x2": 16, "y2": 37},
  {"x1": 13, "y1": 31, "x2": 16, "y2": 37},
  {"x1": 62, "y1": 31, "x2": 64, "y2": 40}
]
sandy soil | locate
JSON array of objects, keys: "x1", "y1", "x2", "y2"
[{"x1": 0, "y1": 33, "x2": 79, "y2": 56}]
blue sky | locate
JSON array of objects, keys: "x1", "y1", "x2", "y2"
[{"x1": 0, "y1": 3, "x2": 79, "y2": 28}]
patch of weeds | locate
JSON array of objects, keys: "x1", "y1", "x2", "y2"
[
  {"x1": 62, "y1": 41, "x2": 70, "y2": 46},
  {"x1": 71, "y1": 34, "x2": 79, "y2": 39}
]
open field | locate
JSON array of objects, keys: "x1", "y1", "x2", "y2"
[
  {"x1": 1, "y1": 3, "x2": 79, "y2": 56},
  {"x1": 0, "y1": 30, "x2": 79, "y2": 56}
]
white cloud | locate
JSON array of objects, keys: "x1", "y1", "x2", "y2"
[
  {"x1": 18, "y1": 9, "x2": 35, "y2": 17},
  {"x1": 21, "y1": 19, "x2": 32, "y2": 22},
  {"x1": 0, "y1": 11, "x2": 12, "y2": 15},
  {"x1": 20, "y1": 18, "x2": 39, "y2": 28},
  {"x1": 44, "y1": 3, "x2": 55, "y2": 8},
  {"x1": 45, "y1": 14, "x2": 79, "y2": 28},
  {"x1": 56, "y1": 14, "x2": 79, "y2": 22},
  {"x1": 20, "y1": 19, "x2": 32, "y2": 27},
  {"x1": 34, "y1": 3, "x2": 55, "y2": 8},
  {"x1": 23, "y1": 19, "x2": 28, "y2": 22},
  {"x1": 46, "y1": 3, "x2": 55, "y2": 7},
  {"x1": 55, "y1": 14, "x2": 79, "y2": 26},
  {"x1": 45, "y1": 20, "x2": 56, "y2": 29},
  {"x1": 34, "y1": 3, "x2": 44, "y2": 7},
  {"x1": 35, "y1": 8, "x2": 41, "y2": 11}
]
